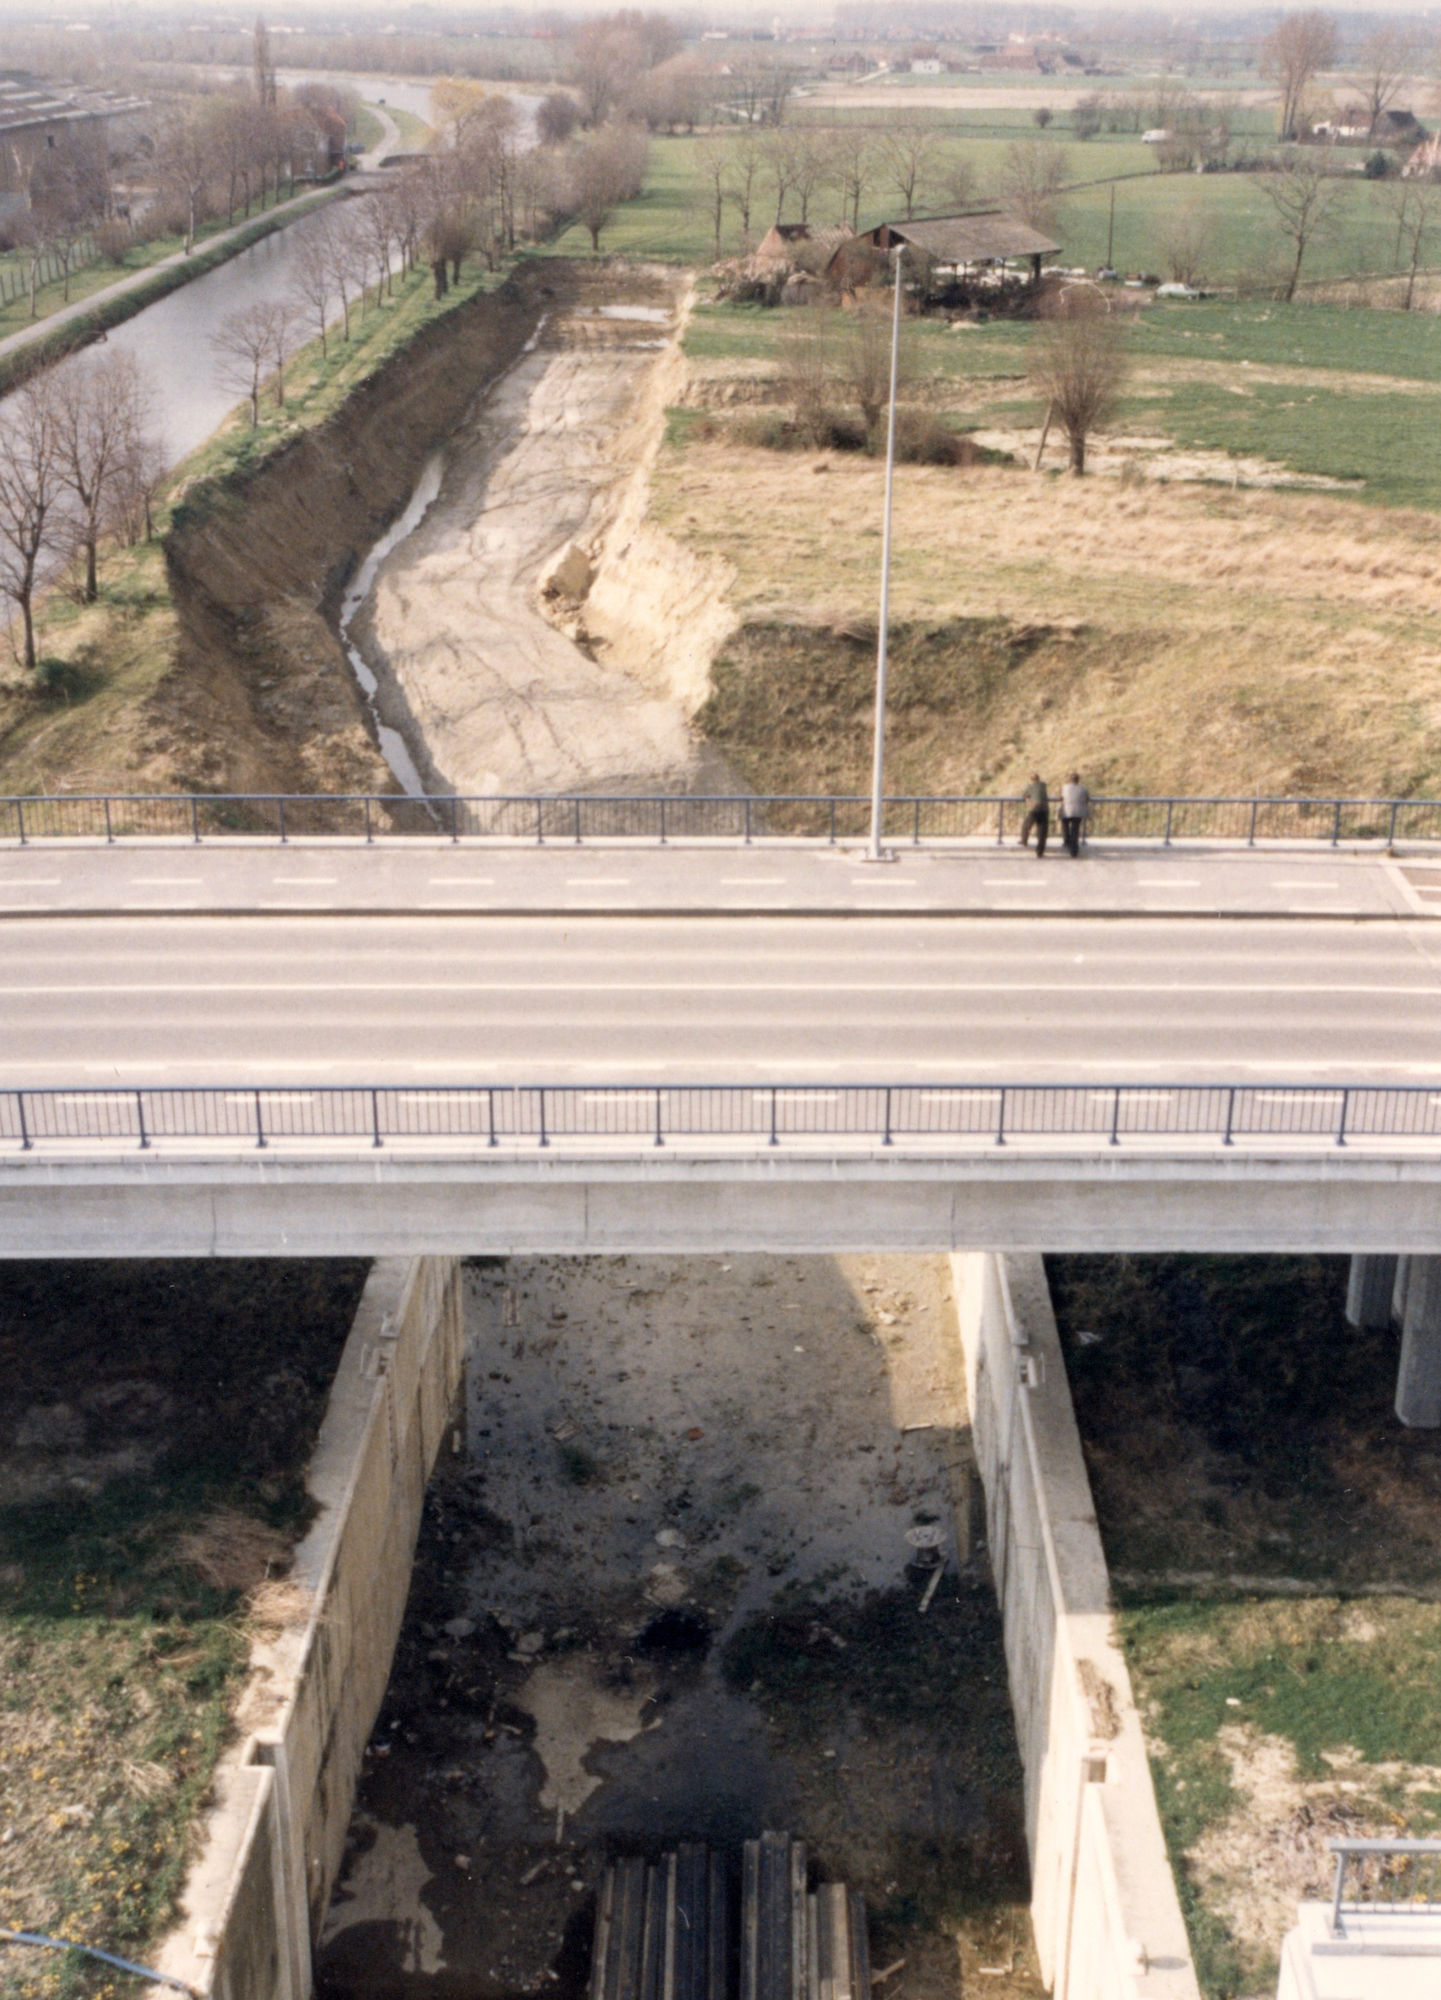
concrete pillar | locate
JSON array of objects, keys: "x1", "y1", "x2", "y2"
[
  {"x1": 1394, "y1": 1256, "x2": 1413, "y2": 1325},
  {"x1": 1346, "y1": 1255, "x2": 1398, "y2": 1330},
  {"x1": 1396, "y1": 1257, "x2": 1441, "y2": 1428}
]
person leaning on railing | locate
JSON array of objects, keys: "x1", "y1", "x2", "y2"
[{"x1": 1061, "y1": 773, "x2": 1090, "y2": 859}]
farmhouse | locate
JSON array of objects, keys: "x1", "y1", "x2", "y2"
[
  {"x1": 753, "y1": 219, "x2": 854, "y2": 270},
  {"x1": 0, "y1": 71, "x2": 145, "y2": 221},
  {"x1": 828, "y1": 211, "x2": 1061, "y2": 296}
]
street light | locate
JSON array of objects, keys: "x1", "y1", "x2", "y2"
[{"x1": 867, "y1": 243, "x2": 905, "y2": 863}]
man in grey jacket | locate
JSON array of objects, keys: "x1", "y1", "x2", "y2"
[{"x1": 1061, "y1": 772, "x2": 1090, "y2": 857}]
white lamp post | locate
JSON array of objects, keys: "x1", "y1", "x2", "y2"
[{"x1": 867, "y1": 242, "x2": 905, "y2": 863}]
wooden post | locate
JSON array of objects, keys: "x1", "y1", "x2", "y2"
[{"x1": 1034, "y1": 401, "x2": 1056, "y2": 470}]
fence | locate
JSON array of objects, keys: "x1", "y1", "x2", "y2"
[
  {"x1": 0, "y1": 235, "x2": 98, "y2": 310},
  {"x1": 1330, "y1": 1840, "x2": 1441, "y2": 1931},
  {"x1": 5, "y1": 1081, "x2": 1441, "y2": 1155},
  {"x1": 3, "y1": 790, "x2": 1441, "y2": 846}
]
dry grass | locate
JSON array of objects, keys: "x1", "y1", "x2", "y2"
[
  {"x1": 659, "y1": 439, "x2": 1441, "y2": 797},
  {"x1": 175, "y1": 1509, "x2": 295, "y2": 1594}
]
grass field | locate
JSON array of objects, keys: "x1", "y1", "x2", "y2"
[
  {"x1": 0, "y1": 1259, "x2": 367, "y2": 2000},
  {"x1": 551, "y1": 126, "x2": 1431, "y2": 290},
  {"x1": 1048, "y1": 1255, "x2": 1441, "y2": 1998}
]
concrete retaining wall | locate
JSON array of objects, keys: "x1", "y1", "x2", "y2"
[
  {"x1": 953, "y1": 1253, "x2": 1200, "y2": 2000},
  {"x1": 155, "y1": 1255, "x2": 466, "y2": 2000}
]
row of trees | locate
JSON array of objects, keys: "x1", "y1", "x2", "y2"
[
  {"x1": 0, "y1": 354, "x2": 159, "y2": 670},
  {"x1": 691, "y1": 126, "x2": 1071, "y2": 256}
]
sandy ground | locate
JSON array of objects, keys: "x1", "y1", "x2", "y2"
[
  {"x1": 353, "y1": 269, "x2": 728, "y2": 798},
  {"x1": 316, "y1": 1254, "x2": 1042, "y2": 2000}
]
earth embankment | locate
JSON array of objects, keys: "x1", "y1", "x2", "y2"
[
  {"x1": 157, "y1": 270, "x2": 551, "y2": 798},
  {"x1": 351, "y1": 263, "x2": 730, "y2": 797}
]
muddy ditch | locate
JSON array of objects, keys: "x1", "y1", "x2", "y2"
[
  {"x1": 152, "y1": 257, "x2": 731, "y2": 809},
  {"x1": 150, "y1": 263, "x2": 558, "y2": 805},
  {"x1": 1047, "y1": 1254, "x2": 1441, "y2": 1999},
  {"x1": 317, "y1": 1254, "x2": 1043, "y2": 2000},
  {"x1": 0, "y1": 1257, "x2": 368, "y2": 2000}
]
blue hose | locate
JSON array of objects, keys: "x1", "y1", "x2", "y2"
[{"x1": 0, "y1": 1926, "x2": 199, "y2": 1995}]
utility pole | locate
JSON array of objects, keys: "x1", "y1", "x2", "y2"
[
  {"x1": 1106, "y1": 185, "x2": 1116, "y2": 269},
  {"x1": 867, "y1": 242, "x2": 905, "y2": 864}
]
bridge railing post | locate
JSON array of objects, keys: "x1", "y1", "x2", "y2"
[
  {"x1": 254, "y1": 1089, "x2": 267, "y2": 1150},
  {"x1": 995, "y1": 1086, "x2": 1006, "y2": 1147},
  {"x1": 135, "y1": 1090, "x2": 149, "y2": 1151},
  {"x1": 371, "y1": 1088, "x2": 384, "y2": 1148},
  {"x1": 16, "y1": 1091, "x2": 31, "y2": 1152},
  {"x1": 881, "y1": 1086, "x2": 893, "y2": 1147},
  {"x1": 1336, "y1": 1086, "x2": 1350, "y2": 1148}
]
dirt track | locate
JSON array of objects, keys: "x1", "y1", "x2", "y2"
[{"x1": 353, "y1": 268, "x2": 722, "y2": 798}]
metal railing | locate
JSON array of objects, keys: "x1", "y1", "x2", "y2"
[
  {"x1": 1330, "y1": 1840, "x2": 1441, "y2": 1931},
  {"x1": 2, "y1": 791, "x2": 1441, "y2": 847},
  {"x1": 4, "y1": 1082, "x2": 1441, "y2": 1155}
]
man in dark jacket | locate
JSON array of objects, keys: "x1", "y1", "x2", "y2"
[{"x1": 1019, "y1": 773, "x2": 1049, "y2": 857}]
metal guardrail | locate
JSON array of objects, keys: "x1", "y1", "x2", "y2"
[
  {"x1": 4, "y1": 1082, "x2": 1441, "y2": 1154},
  {"x1": 2, "y1": 792, "x2": 1441, "y2": 846},
  {"x1": 1330, "y1": 1840, "x2": 1441, "y2": 1930}
]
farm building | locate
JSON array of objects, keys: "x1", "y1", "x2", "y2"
[
  {"x1": 828, "y1": 212, "x2": 1061, "y2": 298},
  {"x1": 0, "y1": 71, "x2": 145, "y2": 222},
  {"x1": 753, "y1": 219, "x2": 854, "y2": 270}
]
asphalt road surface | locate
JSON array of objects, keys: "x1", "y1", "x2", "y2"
[{"x1": 5, "y1": 912, "x2": 1441, "y2": 1087}]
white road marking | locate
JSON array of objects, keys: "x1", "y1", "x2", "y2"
[
  {"x1": 1273, "y1": 880, "x2": 1340, "y2": 890},
  {"x1": 4, "y1": 980, "x2": 1441, "y2": 996}
]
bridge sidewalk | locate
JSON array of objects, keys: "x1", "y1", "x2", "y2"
[{"x1": 0, "y1": 842, "x2": 1429, "y2": 920}]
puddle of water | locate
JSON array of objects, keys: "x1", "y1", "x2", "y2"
[
  {"x1": 584, "y1": 305, "x2": 670, "y2": 324},
  {"x1": 517, "y1": 1655, "x2": 658, "y2": 1819}
]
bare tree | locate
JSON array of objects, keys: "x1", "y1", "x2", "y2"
[
  {"x1": 570, "y1": 19, "x2": 646, "y2": 127},
  {"x1": 569, "y1": 123, "x2": 648, "y2": 252},
  {"x1": 155, "y1": 106, "x2": 215, "y2": 253},
  {"x1": 778, "y1": 308, "x2": 838, "y2": 447},
  {"x1": 692, "y1": 134, "x2": 732, "y2": 256},
  {"x1": 727, "y1": 125, "x2": 765, "y2": 243},
  {"x1": 212, "y1": 300, "x2": 295, "y2": 425},
  {"x1": 826, "y1": 125, "x2": 876, "y2": 232},
  {"x1": 1262, "y1": 148, "x2": 1343, "y2": 299},
  {"x1": 1380, "y1": 175, "x2": 1441, "y2": 307},
  {"x1": 877, "y1": 121, "x2": 943, "y2": 222},
  {"x1": 1351, "y1": 24, "x2": 1419, "y2": 137},
  {"x1": 54, "y1": 351, "x2": 155, "y2": 602},
  {"x1": 1028, "y1": 294, "x2": 1128, "y2": 474},
  {"x1": 1260, "y1": 9, "x2": 1338, "y2": 141},
  {"x1": 0, "y1": 372, "x2": 65, "y2": 669},
  {"x1": 839, "y1": 292, "x2": 912, "y2": 444},
  {"x1": 28, "y1": 128, "x2": 108, "y2": 303},
  {"x1": 536, "y1": 91, "x2": 580, "y2": 146},
  {"x1": 787, "y1": 127, "x2": 834, "y2": 226},
  {"x1": 997, "y1": 139, "x2": 1068, "y2": 233},
  {"x1": 289, "y1": 210, "x2": 340, "y2": 355},
  {"x1": 1161, "y1": 199, "x2": 1216, "y2": 285}
]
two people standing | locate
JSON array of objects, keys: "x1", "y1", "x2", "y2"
[{"x1": 1019, "y1": 772, "x2": 1090, "y2": 858}]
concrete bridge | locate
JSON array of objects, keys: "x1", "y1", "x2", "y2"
[{"x1": 2, "y1": 838, "x2": 1440, "y2": 1417}]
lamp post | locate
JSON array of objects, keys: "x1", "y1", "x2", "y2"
[{"x1": 867, "y1": 242, "x2": 905, "y2": 863}]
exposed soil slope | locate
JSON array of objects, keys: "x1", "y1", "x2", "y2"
[
  {"x1": 157, "y1": 271, "x2": 553, "y2": 798},
  {"x1": 352, "y1": 265, "x2": 725, "y2": 797}
]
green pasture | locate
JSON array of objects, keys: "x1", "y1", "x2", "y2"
[{"x1": 556, "y1": 129, "x2": 1427, "y2": 289}]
